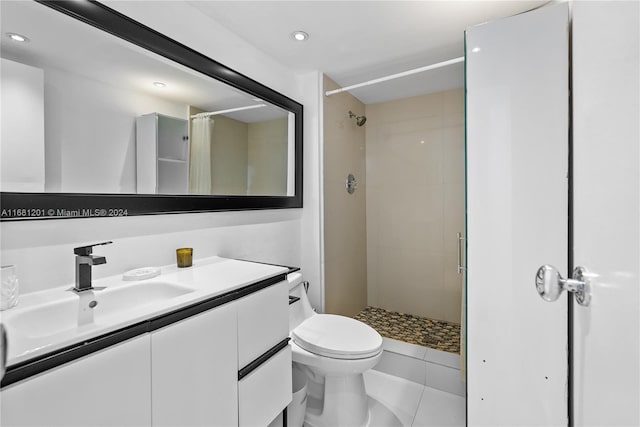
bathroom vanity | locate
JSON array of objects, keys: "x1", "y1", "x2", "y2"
[{"x1": 0, "y1": 257, "x2": 293, "y2": 427}]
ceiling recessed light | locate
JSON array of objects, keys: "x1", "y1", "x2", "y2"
[
  {"x1": 7, "y1": 32, "x2": 29, "y2": 43},
  {"x1": 291, "y1": 31, "x2": 309, "y2": 42},
  {"x1": 471, "y1": 47, "x2": 481, "y2": 53},
  {"x1": 153, "y1": 81, "x2": 166, "y2": 88}
]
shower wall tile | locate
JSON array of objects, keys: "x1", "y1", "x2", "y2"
[
  {"x1": 247, "y1": 117, "x2": 288, "y2": 195},
  {"x1": 377, "y1": 248, "x2": 447, "y2": 320},
  {"x1": 366, "y1": 89, "x2": 464, "y2": 324},
  {"x1": 209, "y1": 115, "x2": 249, "y2": 194},
  {"x1": 442, "y1": 127, "x2": 465, "y2": 186},
  {"x1": 443, "y1": 89, "x2": 465, "y2": 127},
  {"x1": 323, "y1": 75, "x2": 368, "y2": 317}
]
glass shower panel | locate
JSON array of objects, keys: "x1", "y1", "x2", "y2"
[{"x1": 363, "y1": 89, "x2": 465, "y2": 350}]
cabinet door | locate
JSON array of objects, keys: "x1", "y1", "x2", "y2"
[
  {"x1": 157, "y1": 114, "x2": 189, "y2": 194},
  {"x1": 238, "y1": 346, "x2": 291, "y2": 427},
  {"x1": 157, "y1": 115, "x2": 189, "y2": 161},
  {"x1": 0, "y1": 335, "x2": 151, "y2": 427},
  {"x1": 237, "y1": 281, "x2": 291, "y2": 427},
  {"x1": 237, "y1": 280, "x2": 289, "y2": 368},
  {"x1": 151, "y1": 304, "x2": 238, "y2": 427}
]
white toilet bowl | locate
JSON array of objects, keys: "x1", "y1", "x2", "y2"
[{"x1": 288, "y1": 272, "x2": 383, "y2": 427}]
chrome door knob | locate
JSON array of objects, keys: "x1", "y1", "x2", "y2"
[{"x1": 536, "y1": 265, "x2": 591, "y2": 306}]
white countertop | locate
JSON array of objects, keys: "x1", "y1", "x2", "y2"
[{"x1": 1, "y1": 256, "x2": 288, "y2": 367}]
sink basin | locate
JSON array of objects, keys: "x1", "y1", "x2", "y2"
[
  {"x1": 98, "y1": 280, "x2": 194, "y2": 313},
  {"x1": 6, "y1": 281, "x2": 194, "y2": 341}
]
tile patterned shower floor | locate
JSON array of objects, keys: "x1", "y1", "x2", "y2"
[{"x1": 354, "y1": 306, "x2": 460, "y2": 353}]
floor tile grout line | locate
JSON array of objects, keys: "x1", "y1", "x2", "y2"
[{"x1": 409, "y1": 384, "x2": 427, "y2": 427}]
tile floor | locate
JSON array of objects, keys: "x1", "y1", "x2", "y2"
[
  {"x1": 374, "y1": 338, "x2": 465, "y2": 397},
  {"x1": 366, "y1": 336, "x2": 465, "y2": 426},
  {"x1": 364, "y1": 370, "x2": 466, "y2": 427}
]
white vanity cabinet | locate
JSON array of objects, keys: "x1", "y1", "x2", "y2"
[
  {"x1": 0, "y1": 335, "x2": 152, "y2": 427},
  {"x1": 151, "y1": 303, "x2": 238, "y2": 427},
  {"x1": 152, "y1": 279, "x2": 292, "y2": 427},
  {"x1": 136, "y1": 112, "x2": 190, "y2": 194},
  {"x1": 0, "y1": 273, "x2": 292, "y2": 427}
]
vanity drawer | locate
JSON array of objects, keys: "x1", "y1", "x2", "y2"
[
  {"x1": 237, "y1": 280, "x2": 289, "y2": 368},
  {"x1": 238, "y1": 345, "x2": 292, "y2": 427}
]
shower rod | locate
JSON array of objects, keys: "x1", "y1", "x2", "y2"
[
  {"x1": 190, "y1": 103, "x2": 266, "y2": 119},
  {"x1": 325, "y1": 56, "x2": 465, "y2": 97}
]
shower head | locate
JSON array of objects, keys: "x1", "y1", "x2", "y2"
[{"x1": 348, "y1": 110, "x2": 367, "y2": 127}]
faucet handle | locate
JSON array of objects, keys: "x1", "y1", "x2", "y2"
[{"x1": 73, "y1": 241, "x2": 113, "y2": 256}]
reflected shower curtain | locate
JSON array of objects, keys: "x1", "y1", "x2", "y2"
[{"x1": 189, "y1": 116, "x2": 213, "y2": 194}]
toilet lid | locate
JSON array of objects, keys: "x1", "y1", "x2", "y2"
[{"x1": 292, "y1": 314, "x2": 382, "y2": 359}]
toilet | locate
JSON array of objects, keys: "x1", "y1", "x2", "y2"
[{"x1": 288, "y1": 272, "x2": 383, "y2": 427}]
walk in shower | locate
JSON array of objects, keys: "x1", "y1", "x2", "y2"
[{"x1": 323, "y1": 75, "x2": 465, "y2": 355}]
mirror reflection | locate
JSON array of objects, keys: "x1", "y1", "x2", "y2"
[{"x1": 0, "y1": 1, "x2": 294, "y2": 196}]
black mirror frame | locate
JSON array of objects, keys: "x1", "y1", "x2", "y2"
[{"x1": 0, "y1": 0, "x2": 303, "y2": 221}]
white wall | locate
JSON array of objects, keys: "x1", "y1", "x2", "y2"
[
  {"x1": 297, "y1": 70, "x2": 324, "y2": 312},
  {"x1": 1, "y1": 210, "x2": 302, "y2": 294},
  {"x1": 44, "y1": 68, "x2": 187, "y2": 193},
  {"x1": 0, "y1": 58, "x2": 45, "y2": 192},
  {"x1": 572, "y1": 1, "x2": 640, "y2": 424},
  {"x1": 0, "y1": 2, "x2": 323, "y2": 306}
]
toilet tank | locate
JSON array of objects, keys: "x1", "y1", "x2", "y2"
[{"x1": 288, "y1": 272, "x2": 316, "y2": 331}]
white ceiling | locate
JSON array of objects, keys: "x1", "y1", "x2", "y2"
[
  {"x1": 0, "y1": 1, "x2": 288, "y2": 123},
  {"x1": 2, "y1": 1, "x2": 550, "y2": 109},
  {"x1": 189, "y1": 1, "x2": 549, "y2": 104}
]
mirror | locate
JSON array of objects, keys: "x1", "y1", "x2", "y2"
[{"x1": 0, "y1": 0, "x2": 302, "y2": 219}]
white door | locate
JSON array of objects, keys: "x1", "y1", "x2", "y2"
[
  {"x1": 467, "y1": 1, "x2": 640, "y2": 426},
  {"x1": 572, "y1": 1, "x2": 639, "y2": 425},
  {"x1": 466, "y1": 4, "x2": 570, "y2": 425}
]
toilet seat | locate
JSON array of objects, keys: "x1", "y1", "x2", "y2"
[{"x1": 292, "y1": 314, "x2": 382, "y2": 360}]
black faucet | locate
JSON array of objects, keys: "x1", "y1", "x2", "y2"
[{"x1": 73, "y1": 241, "x2": 112, "y2": 292}]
